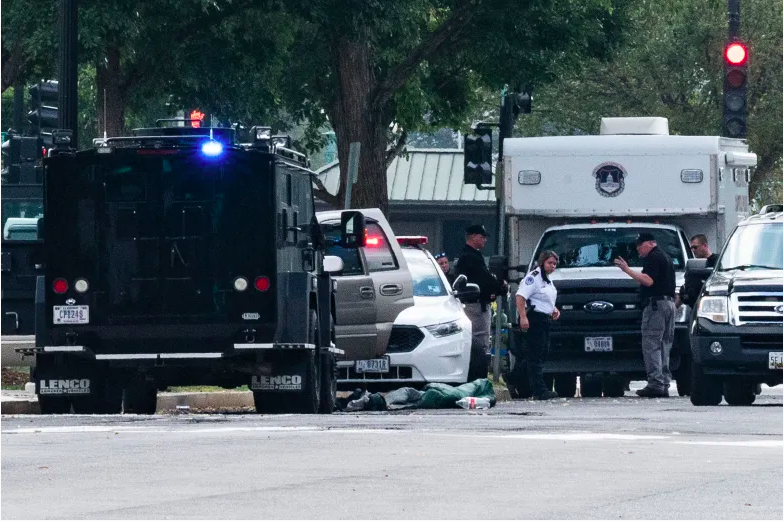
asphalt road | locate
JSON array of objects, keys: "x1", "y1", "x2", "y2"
[{"x1": 2, "y1": 386, "x2": 782, "y2": 520}]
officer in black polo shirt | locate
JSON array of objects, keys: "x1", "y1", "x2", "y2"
[
  {"x1": 454, "y1": 224, "x2": 506, "y2": 381},
  {"x1": 614, "y1": 232, "x2": 676, "y2": 398}
]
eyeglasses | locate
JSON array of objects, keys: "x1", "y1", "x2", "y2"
[{"x1": 434, "y1": 253, "x2": 447, "y2": 259}]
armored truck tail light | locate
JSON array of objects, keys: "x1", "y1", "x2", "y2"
[
  {"x1": 74, "y1": 278, "x2": 89, "y2": 293},
  {"x1": 254, "y1": 276, "x2": 271, "y2": 292},
  {"x1": 53, "y1": 278, "x2": 68, "y2": 294},
  {"x1": 233, "y1": 277, "x2": 249, "y2": 292}
]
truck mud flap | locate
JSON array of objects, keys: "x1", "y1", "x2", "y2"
[{"x1": 250, "y1": 354, "x2": 309, "y2": 393}]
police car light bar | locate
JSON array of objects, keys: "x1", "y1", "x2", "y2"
[{"x1": 396, "y1": 236, "x2": 428, "y2": 246}]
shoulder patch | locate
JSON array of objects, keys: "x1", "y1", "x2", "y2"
[{"x1": 524, "y1": 276, "x2": 535, "y2": 286}]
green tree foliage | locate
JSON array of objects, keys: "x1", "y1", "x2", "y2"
[{"x1": 517, "y1": 0, "x2": 782, "y2": 205}]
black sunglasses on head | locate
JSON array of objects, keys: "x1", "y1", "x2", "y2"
[{"x1": 434, "y1": 253, "x2": 447, "y2": 259}]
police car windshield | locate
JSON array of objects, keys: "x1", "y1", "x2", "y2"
[
  {"x1": 537, "y1": 227, "x2": 685, "y2": 269},
  {"x1": 401, "y1": 248, "x2": 448, "y2": 297},
  {"x1": 717, "y1": 222, "x2": 783, "y2": 271}
]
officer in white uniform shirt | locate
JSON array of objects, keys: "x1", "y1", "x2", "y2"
[{"x1": 514, "y1": 250, "x2": 561, "y2": 400}]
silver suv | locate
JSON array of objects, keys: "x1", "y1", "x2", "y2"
[{"x1": 317, "y1": 208, "x2": 414, "y2": 361}]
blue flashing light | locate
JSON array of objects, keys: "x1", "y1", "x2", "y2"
[{"x1": 201, "y1": 140, "x2": 224, "y2": 157}]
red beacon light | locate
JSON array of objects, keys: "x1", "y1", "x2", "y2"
[
  {"x1": 396, "y1": 236, "x2": 428, "y2": 246},
  {"x1": 365, "y1": 236, "x2": 381, "y2": 246},
  {"x1": 725, "y1": 42, "x2": 747, "y2": 65}
]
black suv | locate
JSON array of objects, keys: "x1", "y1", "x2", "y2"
[{"x1": 688, "y1": 205, "x2": 783, "y2": 406}]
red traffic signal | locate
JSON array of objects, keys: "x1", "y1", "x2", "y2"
[
  {"x1": 725, "y1": 42, "x2": 747, "y2": 65},
  {"x1": 189, "y1": 110, "x2": 205, "y2": 128}
]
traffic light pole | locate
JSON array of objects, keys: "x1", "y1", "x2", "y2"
[{"x1": 58, "y1": 0, "x2": 78, "y2": 145}]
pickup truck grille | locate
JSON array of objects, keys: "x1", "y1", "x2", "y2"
[
  {"x1": 731, "y1": 291, "x2": 783, "y2": 325},
  {"x1": 552, "y1": 284, "x2": 642, "y2": 332},
  {"x1": 740, "y1": 334, "x2": 783, "y2": 350}
]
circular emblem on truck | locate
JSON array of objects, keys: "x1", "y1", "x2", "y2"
[
  {"x1": 592, "y1": 162, "x2": 627, "y2": 197},
  {"x1": 584, "y1": 301, "x2": 614, "y2": 313}
]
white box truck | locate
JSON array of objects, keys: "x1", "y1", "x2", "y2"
[{"x1": 503, "y1": 117, "x2": 756, "y2": 398}]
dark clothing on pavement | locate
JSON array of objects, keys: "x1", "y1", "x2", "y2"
[{"x1": 679, "y1": 253, "x2": 718, "y2": 307}]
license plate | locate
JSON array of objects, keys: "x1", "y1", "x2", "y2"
[
  {"x1": 355, "y1": 358, "x2": 390, "y2": 373},
  {"x1": 769, "y1": 352, "x2": 783, "y2": 370},
  {"x1": 585, "y1": 337, "x2": 612, "y2": 352},
  {"x1": 53, "y1": 306, "x2": 89, "y2": 324}
]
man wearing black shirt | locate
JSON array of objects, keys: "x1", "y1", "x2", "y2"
[
  {"x1": 678, "y1": 234, "x2": 719, "y2": 308},
  {"x1": 455, "y1": 224, "x2": 506, "y2": 380},
  {"x1": 614, "y1": 232, "x2": 676, "y2": 398}
]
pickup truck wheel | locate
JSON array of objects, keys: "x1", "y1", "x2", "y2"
[
  {"x1": 38, "y1": 396, "x2": 71, "y2": 414},
  {"x1": 554, "y1": 374, "x2": 577, "y2": 398},
  {"x1": 123, "y1": 384, "x2": 158, "y2": 414},
  {"x1": 689, "y1": 362, "x2": 722, "y2": 406},
  {"x1": 602, "y1": 375, "x2": 626, "y2": 398},
  {"x1": 723, "y1": 379, "x2": 756, "y2": 406},
  {"x1": 579, "y1": 373, "x2": 603, "y2": 398},
  {"x1": 675, "y1": 352, "x2": 692, "y2": 397}
]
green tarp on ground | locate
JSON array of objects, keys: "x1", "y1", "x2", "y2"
[{"x1": 418, "y1": 379, "x2": 496, "y2": 409}]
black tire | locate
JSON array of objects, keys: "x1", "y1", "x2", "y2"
[
  {"x1": 294, "y1": 311, "x2": 321, "y2": 414},
  {"x1": 602, "y1": 374, "x2": 626, "y2": 398},
  {"x1": 554, "y1": 374, "x2": 577, "y2": 398},
  {"x1": 675, "y1": 351, "x2": 692, "y2": 397},
  {"x1": 38, "y1": 396, "x2": 71, "y2": 414},
  {"x1": 123, "y1": 384, "x2": 158, "y2": 414},
  {"x1": 689, "y1": 362, "x2": 722, "y2": 406},
  {"x1": 253, "y1": 392, "x2": 287, "y2": 414},
  {"x1": 467, "y1": 341, "x2": 488, "y2": 382},
  {"x1": 318, "y1": 352, "x2": 337, "y2": 414},
  {"x1": 723, "y1": 379, "x2": 756, "y2": 406},
  {"x1": 580, "y1": 373, "x2": 603, "y2": 398}
]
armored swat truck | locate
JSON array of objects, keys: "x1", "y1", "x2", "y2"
[{"x1": 26, "y1": 124, "x2": 362, "y2": 414}]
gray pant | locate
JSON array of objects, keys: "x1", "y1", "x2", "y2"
[
  {"x1": 642, "y1": 299, "x2": 676, "y2": 391},
  {"x1": 463, "y1": 303, "x2": 491, "y2": 353}
]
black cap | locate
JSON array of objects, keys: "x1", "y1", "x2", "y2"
[
  {"x1": 465, "y1": 224, "x2": 489, "y2": 237},
  {"x1": 635, "y1": 232, "x2": 656, "y2": 245}
]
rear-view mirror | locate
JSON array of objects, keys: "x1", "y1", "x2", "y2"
[
  {"x1": 323, "y1": 255, "x2": 344, "y2": 274},
  {"x1": 340, "y1": 211, "x2": 366, "y2": 248},
  {"x1": 686, "y1": 258, "x2": 713, "y2": 279},
  {"x1": 452, "y1": 274, "x2": 467, "y2": 291}
]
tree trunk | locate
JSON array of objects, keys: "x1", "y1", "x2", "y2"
[
  {"x1": 330, "y1": 36, "x2": 390, "y2": 215},
  {"x1": 95, "y1": 45, "x2": 125, "y2": 137}
]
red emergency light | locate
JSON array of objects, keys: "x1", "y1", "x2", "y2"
[
  {"x1": 725, "y1": 43, "x2": 747, "y2": 65},
  {"x1": 190, "y1": 110, "x2": 206, "y2": 128},
  {"x1": 396, "y1": 236, "x2": 428, "y2": 246},
  {"x1": 366, "y1": 236, "x2": 381, "y2": 246}
]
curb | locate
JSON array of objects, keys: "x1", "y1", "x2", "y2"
[{"x1": 2, "y1": 388, "x2": 509, "y2": 415}]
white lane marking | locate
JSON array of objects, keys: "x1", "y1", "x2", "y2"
[
  {"x1": 468, "y1": 433, "x2": 671, "y2": 441},
  {"x1": 674, "y1": 440, "x2": 783, "y2": 448}
]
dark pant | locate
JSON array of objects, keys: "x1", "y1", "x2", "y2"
[{"x1": 525, "y1": 312, "x2": 552, "y2": 396}]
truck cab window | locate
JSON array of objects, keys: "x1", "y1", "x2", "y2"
[{"x1": 2, "y1": 200, "x2": 44, "y2": 241}]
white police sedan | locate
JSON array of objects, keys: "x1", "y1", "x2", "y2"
[{"x1": 336, "y1": 237, "x2": 473, "y2": 389}]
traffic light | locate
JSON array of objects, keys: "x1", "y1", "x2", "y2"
[
  {"x1": 463, "y1": 128, "x2": 493, "y2": 186},
  {"x1": 723, "y1": 41, "x2": 748, "y2": 138},
  {"x1": 28, "y1": 80, "x2": 59, "y2": 145},
  {"x1": 1, "y1": 135, "x2": 40, "y2": 184}
]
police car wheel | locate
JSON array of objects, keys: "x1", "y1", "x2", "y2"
[
  {"x1": 318, "y1": 351, "x2": 337, "y2": 414},
  {"x1": 38, "y1": 396, "x2": 71, "y2": 414},
  {"x1": 467, "y1": 343, "x2": 488, "y2": 382}
]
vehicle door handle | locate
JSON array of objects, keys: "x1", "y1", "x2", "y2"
[
  {"x1": 359, "y1": 286, "x2": 375, "y2": 299},
  {"x1": 379, "y1": 283, "x2": 403, "y2": 296}
]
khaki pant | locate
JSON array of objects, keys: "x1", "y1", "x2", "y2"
[
  {"x1": 642, "y1": 299, "x2": 676, "y2": 391},
  {"x1": 463, "y1": 303, "x2": 491, "y2": 353}
]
